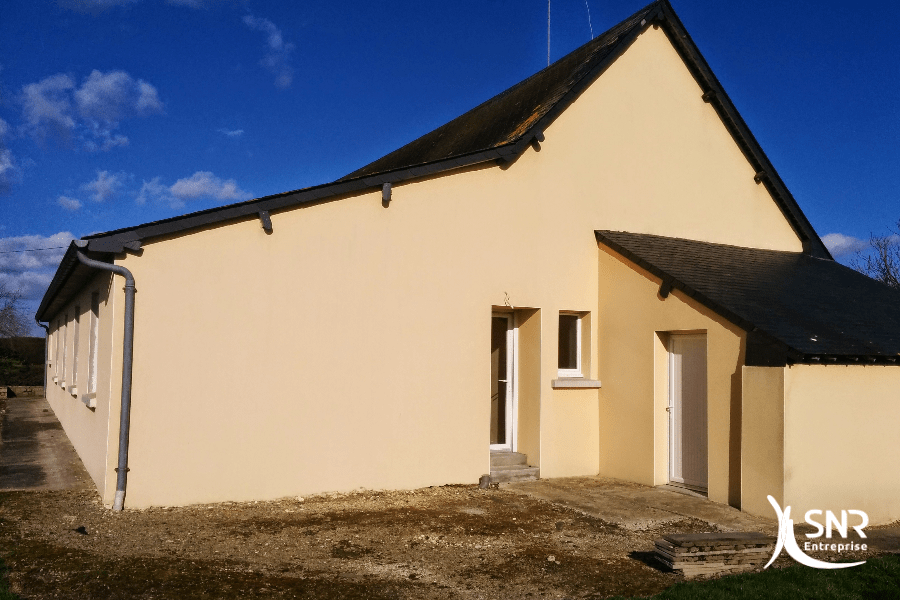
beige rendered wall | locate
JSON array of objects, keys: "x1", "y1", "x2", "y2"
[
  {"x1": 44, "y1": 271, "x2": 119, "y2": 497},
  {"x1": 597, "y1": 248, "x2": 746, "y2": 506},
  {"x1": 782, "y1": 365, "x2": 900, "y2": 525},
  {"x1": 740, "y1": 366, "x2": 785, "y2": 518},
  {"x1": 75, "y1": 26, "x2": 803, "y2": 507}
]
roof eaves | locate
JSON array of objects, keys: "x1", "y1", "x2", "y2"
[
  {"x1": 594, "y1": 230, "x2": 796, "y2": 366},
  {"x1": 653, "y1": 0, "x2": 831, "y2": 260},
  {"x1": 796, "y1": 354, "x2": 900, "y2": 366},
  {"x1": 81, "y1": 144, "x2": 522, "y2": 254},
  {"x1": 34, "y1": 243, "x2": 113, "y2": 322},
  {"x1": 595, "y1": 230, "x2": 756, "y2": 331}
]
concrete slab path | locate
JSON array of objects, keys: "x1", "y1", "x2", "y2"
[
  {"x1": 505, "y1": 476, "x2": 900, "y2": 553},
  {"x1": 506, "y1": 476, "x2": 776, "y2": 532},
  {"x1": 0, "y1": 395, "x2": 93, "y2": 491}
]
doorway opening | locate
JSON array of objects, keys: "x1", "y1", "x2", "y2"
[
  {"x1": 668, "y1": 334, "x2": 708, "y2": 492},
  {"x1": 490, "y1": 313, "x2": 516, "y2": 451}
]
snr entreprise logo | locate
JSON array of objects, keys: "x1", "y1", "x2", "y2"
[{"x1": 765, "y1": 495, "x2": 868, "y2": 570}]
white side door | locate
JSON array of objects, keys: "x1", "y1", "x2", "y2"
[{"x1": 668, "y1": 334, "x2": 708, "y2": 490}]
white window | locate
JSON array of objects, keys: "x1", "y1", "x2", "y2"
[
  {"x1": 48, "y1": 326, "x2": 54, "y2": 369},
  {"x1": 558, "y1": 312, "x2": 582, "y2": 377},
  {"x1": 72, "y1": 306, "x2": 80, "y2": 390},
  {"x1": 55, "y1": 319, "x2": 61, "y2": 380},
  {"x1": 88, "y1": 293, "x2": 99, "y2": 394},
  {"x1": 61, "y1": 314, "x2": 68, "y2": 385}
]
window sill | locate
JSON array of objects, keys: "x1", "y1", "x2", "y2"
[{"x1": 551, "y1": 378, "x2": 602, "y2": 389}]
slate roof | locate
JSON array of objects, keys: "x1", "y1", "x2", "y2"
[
  {"x1": 37, "y1": 0, "x2": 831, "y2": 321},
  {"x1": 596, "y1": 231, "x2": 900, "y2": 365},
  {"x1": 339, "y1": 4, "x2": 656, "y2": 181}
]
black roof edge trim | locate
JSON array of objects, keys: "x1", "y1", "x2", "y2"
[
  {"x1": 35, "y1": 242, "x2": 114, "y2": 322},
  {"x1": 595, "y1": 230, "x2": 793, "y2": 366},
  {"x1": 81, "y1": 143, "x2": 521, "y2": 254},
  {"x1": 39, "y1": 143, "x2": 522, "y2": 315},
  {"x1": 793, "y1": 355, "x2": 900, "y2": 366},
  {"x1": 653, "y1": 0, "x2": 831, "y2": 260}
]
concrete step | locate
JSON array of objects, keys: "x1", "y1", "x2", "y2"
[
  {"x1": 491, "y1": 465, "x2": 540, "y2": 483},
  {"x1": 490, "y1": 451, "x2": 528, "y2": 467}
]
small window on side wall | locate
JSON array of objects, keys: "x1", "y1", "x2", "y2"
[{"x1": 558, "y1": 312, "x2": 582, "y2": 377}]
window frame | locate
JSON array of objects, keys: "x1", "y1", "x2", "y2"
[
  {"x1": 557, "y1": 311, "x2": 583, "y2": 378},
  {"x1": 61, "y1": 314, "x2": 68, "y2": 387},
  {"x1": 72, "y1": 305, "x2": 80, "y2": 394},
  {"x1": 88, "y1": 292, "x2": 99, "y2": 395}
]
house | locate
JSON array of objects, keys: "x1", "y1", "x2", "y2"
[{"x1": 36, "y1": 1, "x2": 900, "y2": 523}]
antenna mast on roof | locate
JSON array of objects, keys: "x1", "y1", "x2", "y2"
[
  {"x1": 547, "y1": 0, "x2": 551, "y2": 66},
  {"x1": 585, "y1": 0, "x2": 594, "y2": 39}
]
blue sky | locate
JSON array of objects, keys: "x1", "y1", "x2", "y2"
[{"x1": 1, "y1": 0, "x2": 898, "y2": 331}]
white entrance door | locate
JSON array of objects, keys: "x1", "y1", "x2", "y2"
[
  {"x1": 668, "y1": 334, "x2": 708, "y2": 490},
  {"x1": 490, "y1": 313, "x2": 516, "y2": 451}
]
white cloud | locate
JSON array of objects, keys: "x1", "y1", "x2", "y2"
[
  {"x1": 82, "y1": 170, "x2": 128, "y2": 202},
  {"x1": 822, "y1": 233, "x2": 869, "y2": 258},
  {"x1": 21, "y1": 74, "x2": 76, "y2": 142},
  {"x1": 243, "y1": 15, "x2": 295, "y2": 89},
  {"x1": 135, "y1": 177, "x2": 167, "y2": 205},
  {"x1": 0, "y1": 232, "x2": 75, "y2": 302},
  {"x1": 0, "y1": 118, "x2": 19, "y2": 195},
  {"x1": 75, "y1": 70, "x2": 163, "y2": 121},
  {"x1": 218, "y1": 128, "x2": 244, "y2": 138},
  {"x1": 170, "y1": 171, "x2": 249, "y2": 202},
  {"x1": 57, "y1": 196, "x2": 83, "y2": 211},
  {"x1": 0, "y1": 148, "x2": 16, "y2": 194},
  {"x1": 137, "y1": 171, "x2": 251, "y2": 208},
  {"x1": 20, "y1": 70, "x2": 162, "y2": 151}
]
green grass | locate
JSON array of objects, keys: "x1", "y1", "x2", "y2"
[
  {"x1": 0, "y1": 557, "x2": 21, "y2": 600},
  {"x1": 613, "y1": 555, "x2": 900, "y2": 599}
]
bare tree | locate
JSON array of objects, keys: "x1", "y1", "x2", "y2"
[
  {"x1": 852, "y1": 221, "x2": 900, "y2": 290},
  {"x1": 0, "y1": 283, "x2": 28, "y2": 338}
]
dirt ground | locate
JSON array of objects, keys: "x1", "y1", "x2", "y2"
[
  {"x1": 0, "y1": 483, "x2": 761, "y2": 600},
  {"x1": 1, "y1": 395, "x2": 894, "y2": 599}
]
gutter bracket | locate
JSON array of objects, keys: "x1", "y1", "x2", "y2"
[
  {"x1": 258, "y1": 210, "x2": 273, "y2": 233},
  {"x1": 658, "y1": 278, "x2": 673, "y2": 299},
  {"x1": 702, "y1": 90, "x2": 716, "y2": 103},
  {"x1": 754, "y1": 171, "x2": 767, "y2": 184}
]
